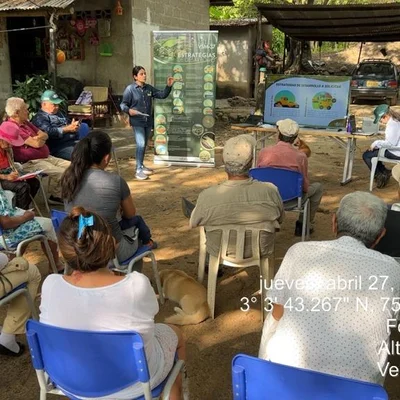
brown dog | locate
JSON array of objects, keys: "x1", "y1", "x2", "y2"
[
  {"x1": 160, "y1": 269, "x2": 210, "y2": 325},
  {"x1": 293, "y1": 137, "x2": 311, "y2": 158}
]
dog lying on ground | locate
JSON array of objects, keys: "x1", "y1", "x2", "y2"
[{"x1": 160, "y1": 269, "x2": 210, "y2": 325}]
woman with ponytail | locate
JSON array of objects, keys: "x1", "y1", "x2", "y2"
[
  {"x1": 40, "y1": 207, "x2": 185, "y2": 400},
  {"x1": 363, "y1": 104, "x2": 400, "y2": 188},
  {"x1": 61, "y1": 131, "x2": 156, "y2": 265}
]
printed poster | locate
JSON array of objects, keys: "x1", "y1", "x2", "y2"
[
  {"x1": 153, "y1": 31, "x2": 218, "y2": 166},
  {"x1": 264, "y1": 75, "x2": 351, "y2": 129}
]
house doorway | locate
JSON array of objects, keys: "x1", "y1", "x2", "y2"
[{"x1": 7, "y1": 17, "x2": 48, "y2": 84}]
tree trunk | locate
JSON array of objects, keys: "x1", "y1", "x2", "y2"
[{"x1": 285, "y1": 39, "x2": 313, "y2": 74}]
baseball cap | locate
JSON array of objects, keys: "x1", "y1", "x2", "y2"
[
  {"x1": 276, "y1": 119, "x2": 299, "y2": 137},
  {"x1": 373, "y1": 104, "x2": 389, "y2": 124},
  {"x1": 223, "y1": 134, "x2": 256, "y2": 166},
  {"x1": 41, "y1": 89, "x2": 63, "y2": 104},
  {"x1": 0, "y1": 121, "x2": 25, "y2": 146}
]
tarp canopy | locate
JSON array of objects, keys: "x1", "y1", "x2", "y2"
[
  {"x1": 256, "y1": 3, "x2": 400, "y2": 42},
  {"x1": 0, "y1": 0, "x2": 74, "y2": 12}
]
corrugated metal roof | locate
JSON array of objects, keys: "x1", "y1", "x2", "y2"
[
  {"x1": 210, "y1": 18, "x2": 269, "y2": 27},
  {"x1": 0, "y1": 0, "x2": 75, "y2": 12},
  {"x1": 256, "y1": 3, "x2": 400, "y2": 42}
]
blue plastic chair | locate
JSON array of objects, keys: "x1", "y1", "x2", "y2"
[
  {"x1": 26, "y1": 320, "x2": 185, "y2": 400},
  {"x1": 0, "y1": 282, "x2": 38, "y2": 320},
  {"x1": 249, "y1": 167, "x2": 310, "y2": 241},
  {"x1": 232, "y1": 354, "x2": 388, "y2": 400},
  {"x1": 50, "y1": 210, "x2": 164, "y2": 304}
]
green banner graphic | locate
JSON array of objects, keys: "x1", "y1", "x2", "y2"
[{"x1": 153, "y1": 31, "x2": 218, "y2": 166}]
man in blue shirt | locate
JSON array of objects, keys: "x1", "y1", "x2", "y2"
[
  {"x1": 31, "y1": 90, "x2": 89, "y2": 160},
  {"x1": 121, "y1": 66, "x2": 173, "y2": 180}
]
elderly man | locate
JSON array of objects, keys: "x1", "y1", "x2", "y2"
[
  {"x1": 31, "y1": 90, "x2": 89, "y2": 160},
  {"x1": 189, "y1": 134, "x2": 284, "y2": 260},
  {"x1": 256, "y1": 118, "x2": 323, "y2": 236},
  {"x1": 374, "y1": 163, "x2": 400, "y2": 257},
  {"x1": 5, "y1": 97, "x2": 71, "y2": 204},
  {"x1": 259, "y1": 191, "x2": 400, "y2": 384}
]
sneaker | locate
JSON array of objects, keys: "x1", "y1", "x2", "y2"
[
  {"x1": 142, "y1": 166, "x2": 154, "y2": 175},
  {"x1": 135, "y1": 169, "x2": 149, "y2": 180},
  {"x1": 144, "y1": 239, "x2": 158, "y2": 249},
  {"x1": 48, "y1": 195, "x2": 63, "y2": 205},
  {"x1": 294, "y1": 221, "x2": 314, "y2": 237},
  {"x1": 376, "y1": 172, "x2": 389, "y2": 189}
]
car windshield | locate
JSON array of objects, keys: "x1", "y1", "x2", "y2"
[{"x1": 356, "y1": 63, "x2": 395, "y2": 78}]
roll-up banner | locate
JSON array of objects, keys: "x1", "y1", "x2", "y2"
[{"x1": 153, "y1": 31, "x2": 218, "y2": 166}]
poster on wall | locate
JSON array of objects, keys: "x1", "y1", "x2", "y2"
[
  {"x1": 264, "y1": 75, "x2": 351, "y2": 129},
  {"x1": 153, "y1": 31, "x2": 218, "y2": 166}
]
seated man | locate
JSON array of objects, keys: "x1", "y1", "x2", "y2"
[
  {"x1": 256, "y1": 118, "x2": 323, "y2": 236},
  {"x1": 189, "y1": 134, "x2": 284, "y2": 259},
  {"x1": 31, "y1": 90, "x2": 89, "y2": 161},
  {"x1": 374, "y1": 162, "x2": 400, "y2": 257},
  {"x1": 0, "y1": 253, "x2": 41, "y2": 356},
  {"x1": 5, "y1": 97, "x2": 71, "y2": 204},
  {"x1": 259, "y1": 191, "x2": 400, "y2": 384}
]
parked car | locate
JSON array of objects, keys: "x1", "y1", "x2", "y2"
[{"x1": 350, "y1": 59, "x2": 399, "y2": 105}]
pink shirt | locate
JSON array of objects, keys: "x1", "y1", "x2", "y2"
[
  {"x1": 256, "y1": 141, "x2": 309, "y2": 192},
  {"x1": 10, "y1": 120, "x2": 50, "y2": 163}
]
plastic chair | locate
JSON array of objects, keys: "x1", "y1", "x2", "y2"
[
  {"x1": 232, "y1": 354, "x2": 388, "y2": 400},
  {"x1": 369, "y1": 146, "x2": 400, "y2": 191},
  {"x1": 249, "y1": 167, "x2": 310, "y2": 241},
  {"x1": 113, "y1": 247, "x2": 164, "y2": 305},
  {"x1": 0, "y1": 193, "x2": 57, "y2": 274},
  {"x1": 50, "y1": 210, "x2": 164, "y2": 304},
  {"x1": 0, "y1": 282, "x2": 38, "y2": 320},
  {"x1": 198, "y1": 224, "x2": 275, "y2": 320},
  {"x1": 26, "y1": 319, "x2": 185, "y2": 400}
]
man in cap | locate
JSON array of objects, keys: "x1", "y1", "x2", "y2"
[
  {"x1": 187, "y1": 134, "x2": 284, "y2": 260},
  {"x1": 362, "y1": 104, "x2": 400, "y2": 189},
  {"x1": 31, "y1": 90, "x2": 89, "y2": 160},
  {"x1": 256, "y1": 118, "x2": 323, "y2": 236}
]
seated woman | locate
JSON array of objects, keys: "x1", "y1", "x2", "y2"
[
  {"x1": 363, "y1": 104, "x2": 400, "y2": 188},
  {"x1": 5, "y1": 97, "x2": 71, "y2": 204},
  {"x1": 0, "y1": 187, "x2": 63, "y2": 272},
  {"x1": 40, "y1": 207, "x2": 185, "y2": 399},
  {"x1": 0, "y1": 121, "x2": 39, "y2": 209},
  {"x1": 61, "y1": 131, "x2": 156, "y2": 265},
  {"x1": 0, "y1": 253, "x2": 41, "y2": 356}
]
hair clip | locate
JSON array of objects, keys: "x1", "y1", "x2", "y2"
[{"x1": 77, "y1": 214, "x2": 94, "y2": 239}]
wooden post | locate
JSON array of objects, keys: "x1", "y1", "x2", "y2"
[
  {"x1": 282, "y1": 34, "x2": 287, "y2": 74},
  {"x1": 49, "y1": 13, "x2": 57, "y2": 88},
  {"x1": 357, "y1": 42, "x2": 364, "y2": 65},
  {"x1": 254, "y1": 11, "x2": 262, "y2": 98}
]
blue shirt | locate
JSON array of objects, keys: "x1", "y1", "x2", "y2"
[
  {"x1": 31, "y1": 109, "x2": 78, "y2": 154},
  {"x1": 120, "y1": 82, "x2": 171, "y2": 127}
]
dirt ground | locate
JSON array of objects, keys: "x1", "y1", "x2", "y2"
[{"x1": 2, "y1": 104, "x2": 400, "y2": 399}]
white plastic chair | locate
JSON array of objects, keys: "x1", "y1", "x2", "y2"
[
  {"x1": 0, "y1": 191, "x2": 57, "y2": 274},
  {"x1": 198, "y1": 224, "x2": 275, "y2": 321},
  {"x1": 0, "y1": 282, "x2": 38, "y2": 320},
  {"x1": 369, "y1": 146, "x2": 400, "y2": 191}
]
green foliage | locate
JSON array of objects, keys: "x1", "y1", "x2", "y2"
[{"x1": 12, "y1": 74, "x2": 67, "y2": 117}]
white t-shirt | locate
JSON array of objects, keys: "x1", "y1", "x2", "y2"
[
  {"x1": 40, "y1": 272, "x2": 163, "y2": 398},
  {"x1": 262, "y1": 236, "x2": 400, "y2": 384},
  {"x1": 371, "y1": 117, "x2": 400, "y2": 157}
]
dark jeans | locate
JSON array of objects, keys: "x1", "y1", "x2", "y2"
[
  {"x1": 363, "y1": 149, "x2": 400, "y2": 176},
  {"x1": 132, "y1": 126, "x2": 151, "y2": 171},
  {"x1": 119, "y1": 215, "x2": 151, "y2": 243},
  {"x1": 1, "y1": 178, "x2": 40, "y2": 209}
]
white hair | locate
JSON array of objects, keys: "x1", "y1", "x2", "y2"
[
  {"x1": 5, "y1": 97, "x2": 26, "y2": 117},
  {"x1": 336, "y1": 191, "x2": 387, "y2": 246}
]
